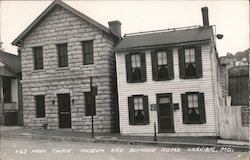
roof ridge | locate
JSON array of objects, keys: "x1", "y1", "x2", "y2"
[{"x1": 124, "y1": 25, "x2": 205, "y2": 37}]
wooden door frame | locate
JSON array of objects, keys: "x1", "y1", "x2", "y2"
[{"x1": 156, "y1": 93, "x2": 175, "y2": 133}]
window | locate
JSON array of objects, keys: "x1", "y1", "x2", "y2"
[
  {"x1": 181, "y1": 92, "x2": 206, "y2": 124},
  {"x1": 151, "y1": 49, "x2": 174, "y2": 80},
  {"x1": 35, "y1": 95, "x2": 45, "y2": 118},
  {"x1": 82, "y1": 41, "x2": 93, "y2": 65},
  {"x1": 33, "y1": 47, "x2": 43, "y2": 70},
  {"x1": 57, "y1": 43, "x2": 68, "y2": 67},
  {"x1": 128, "y1": 95, "x2": 149, "y2": 125},
  {"x1": 125, "y1": 53, "x2": 146, "y2": 83},
  {"x1": 3, "y1": 77, "x2": 12, "y2": 102},
  {"x1": 178, "y1": 46, "x2": 202, "y2": 79},
  {"x1": 84, "y1": 92, "x2": 96, "y2": 116}
]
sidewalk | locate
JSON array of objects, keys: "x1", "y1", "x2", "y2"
[{"x1": 1, "y1": 126, "x2": 249, "y2": 151}]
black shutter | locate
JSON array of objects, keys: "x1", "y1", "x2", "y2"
[
  {"x1": 181, "y1": 94, "x2": 189, "y2": 124},
  {"x1": 140, "y1": 52, "x2": 147, "y2": 82},
  {"x1": 125, "y1": 54, "x2": 132, "y2": 83},
  {"x1": 128, "y1": 96, "x2": 135, "y2": 125},
  {"x1": 167, "y1": 48, "x2": 174, "y2": 79},
  {"x1": 151, "y1": 51, "x2": 158, "y2": 81},
  {"x1": 195, "y1": 46, "x2": 202, "y2": 78},
  {"x1": 143, "y1": 96, "x2": 149, "y2": 125},
  {"x1": 198, "y1": 93, "x2": 206, "y2": 123},
  {"x1": 178, "y1": 48, "x2": 185, "y2": 79}
]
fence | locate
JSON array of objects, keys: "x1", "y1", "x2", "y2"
[{"x1": 218, "y1": 105, "x2": 249, "y2": 142}]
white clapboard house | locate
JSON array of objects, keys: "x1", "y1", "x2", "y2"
[{"x1": 115, "y1": 7, "x2": 223, "y2": 136}]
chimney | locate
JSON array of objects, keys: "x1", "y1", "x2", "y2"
[
  {"x1": 201, "y1": 7, "x2": 209, "y2": 26},
  {"x1": 108, "y1": 20, "x2": 121, "y2": 37}
]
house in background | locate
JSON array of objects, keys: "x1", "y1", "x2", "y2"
[
  {"x1": 12, "y1": 0, "x2": 120, "y2": 132},
  {"x1": 115, "y1": 7, "x2": 223, "y2": 136},
  {"x1": 0, "y1": 50, "x2": 22, "y2": 126}
]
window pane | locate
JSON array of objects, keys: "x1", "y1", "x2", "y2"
[
  {"x1": 3, "y1": 78, "x2": 12, "y2": 102},
  {"x1": 82, "y1": 41, "x2": 93, "y2": 65},
  {"x1": 57, "y1": 44, "x2": 68, "y2": 67},
  {"x1": 157, "y1": 52, "x2": 162, "y2": 65},
  {"x1": 136, "y1": 55, "x2": 141, "y2": 67},
  {"x1": 131, "y1": 54, "x2": 141, "y2": 68},
  {"x1": 34, "y1": 47, "x2": 43, "y2": 69},
  {"x1": 188, "y1": 95, "x2": 194, "y2": 108},
  {"x1": 193, "y1": 95, "x2": 198, "y2": 108},
  {"x1": 190, "y1": 49, "x2": 195, "y2": 62},
  {"x1": 159, "y1": 97, "x2": 170, "y2": 104}
]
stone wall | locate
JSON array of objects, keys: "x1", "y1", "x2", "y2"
[{"x1": 20, "y1": 5, "x2": 118, "y2": 133}]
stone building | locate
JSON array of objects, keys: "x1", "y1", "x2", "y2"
[{"x1": 12, "y1": 0, "x2": 120, "y2": 132}]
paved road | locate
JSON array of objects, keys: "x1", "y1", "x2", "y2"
[{"x1": 0, "y1": 137, "x2": 248, "y2": 160}]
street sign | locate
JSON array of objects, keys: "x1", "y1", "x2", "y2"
[{"x1": 241, "y1": 107, "x2": 249, "y2": 127}]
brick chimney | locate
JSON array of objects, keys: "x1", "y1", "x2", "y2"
[
  {"x1": 201, "y1": 7, "x2": 209, "y2": 26},
  {"x1": 108, "y1": 20, "x2": 121, "y2": 37}
]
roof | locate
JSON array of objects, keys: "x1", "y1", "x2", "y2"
[
  {"x1": 0, "y1": 50, "x2": 21, "y2": 73},
  {"x1": 12, "y1": 0, "x2": 119, "y2": 46},
  {"x1": 115, "y1": 26, "x2": 213, "y2": 52}
]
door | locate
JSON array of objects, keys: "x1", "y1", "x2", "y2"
[
  {"x1": 157, "y1": 94, "x2": 174, "y2": 133},
  {"x1": 58, "y1": 94, "x2": 71, "y2": 128}
]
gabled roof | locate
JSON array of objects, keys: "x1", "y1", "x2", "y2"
[
  {"x1": 115, "y1": 26, "x2": 213, "y2": 52},
  {"x1": 0, "y1": 50, "x2": 21, "y2": 73},
  {"x1": 12, "y1": 0, "x2": 118, "y2": 46}
]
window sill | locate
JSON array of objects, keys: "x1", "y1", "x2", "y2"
[
  {"x1": 56, "y1": 67, "x2": 69, "y2": 71},
  {"x1": 127, "y1": 80, "x2": 146, "y2": 83},
  {"x1": 183, "y1": 122, "x2": 206, "y2": 124},
  {"x1": 34, "y1": 117, "x2": 46, "y2": 120},
  {"x1": 129, "y1": 123, "x2": 149, "y2": 125},
  {"x1": 32, "y1": 69, "x2": 45, "y2": 72},
  {"x1": 181, "y1": 76, "x2": 202, "y2": 79}
]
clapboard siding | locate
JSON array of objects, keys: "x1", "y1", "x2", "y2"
[{"x1": 116, "y1": 44, "x2": 219, "y2": 136}]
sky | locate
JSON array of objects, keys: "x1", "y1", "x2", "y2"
[{"x1": 0, "y1": 0, "x2": 249, "y2": 57}]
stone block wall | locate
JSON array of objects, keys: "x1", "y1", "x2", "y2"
[{"x1": 20, "y1": 5, "x2": 118, "y2": 133}]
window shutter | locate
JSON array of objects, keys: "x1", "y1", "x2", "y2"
[
  {"x1": 151, "y1": 51, "x2": 158, "y2": 81},
  {"x1": 195, "y1": 46, "x2": 202, "y2": 78},
  {"x1": 178, "y1": 48, "x2": 185, "y2": 79},
  {"x1": 167, "y1": 48, "x2": 174, "y2": 79},
  {"x1": 140, "y1": 52, "x2": 147, "y2": 82},
  {"x1": 128, "y1": 96, "x2": 135, "y2": 125},
  {"x1": 125, "y1": 54, "x2": 132, "y2": 83},
  {"x1": 181, "y1": 94, "x2": 189, "y2": 124},
  {"x1": 143, "y1": 95, "x2": 149, "y2": 125},
  {"x1": 198, "y1": 93, "x2": 206, "y2": 123}
]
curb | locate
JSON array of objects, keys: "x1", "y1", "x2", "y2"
[{"x1": 1, "y1": 133, "x2": 249, "y2": 152}]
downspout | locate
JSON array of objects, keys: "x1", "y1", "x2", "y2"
[{"x1": 210, "y1": 42, "x2": 219, "y2": 137}]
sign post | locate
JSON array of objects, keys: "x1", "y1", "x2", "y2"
[{"x1": 90, "y1": 77, "x2": 94, "y2": 138}]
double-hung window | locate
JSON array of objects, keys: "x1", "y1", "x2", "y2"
[
  {"x1": 184, "y1": 48, "x2": 196, "y2": 77},
  {"x1": 181, "y1": 92, "x2": 206, "y2": 124},
  {"x1": 82, "y1": 41, "x2": 93, "y2": 65},
  {"x1": 57, "y1": 43, "x2": 68, "y2": 67},
  {"x1": 35, "y1": 95, "x2": 45, "y2": 118},
  {"x1": 33, "y1": 47, "x2": 43, "y2": 70},
  {"x1": 3, "y1": 77, "x2": 12, "y2": 102},
  {"x1": 178, "y1": 46, "x2": 202, "y2": 79},
  {"x1": 151, "y1": 49, "x2": 174, "y2": 81},
  {"x1": 128, "y1": 95, "x2": 149, "y2": 125},
  {"x1": 125, "y1": 53, "x2": 146, "y2": 83}
]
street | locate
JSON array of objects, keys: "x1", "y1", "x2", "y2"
[{"x1": 0, "y1": 137, "x2": 249, "y2": 160}]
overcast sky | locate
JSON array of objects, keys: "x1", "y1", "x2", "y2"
[{"x1": 1, "y1": 0, "x2": 249, "y2": 56}]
